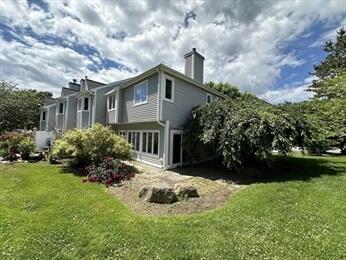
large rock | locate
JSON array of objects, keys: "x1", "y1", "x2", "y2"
[
  {"x1": 139, "y1": 186, "x2": 177, "y2": 204},
  {"x1": 174, "y1": 183, "x2": 199, "y2": 198}
]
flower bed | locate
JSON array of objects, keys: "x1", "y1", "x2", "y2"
[{"x1": 83, "y1": 157, "x2": 135, "y2": 187}]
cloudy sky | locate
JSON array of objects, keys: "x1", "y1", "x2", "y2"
[{"x1": 0, "y1": 0, "x2": 345, "y2": 103}]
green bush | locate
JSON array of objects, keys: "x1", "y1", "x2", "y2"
[
  {"x1": 184, "y1": 99, "x2": 303, "y2": 171},
  {"x1": 0, "y1": 132, "x2": 34, "y2": 160},
  {"x1": 51, "y1": 124, "x2": 131, "y2": 167},
  {"x1": 18, "y1": 138, "x2": 35, "y2": 160}
]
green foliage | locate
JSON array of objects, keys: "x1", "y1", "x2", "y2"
[
  {"x1": 205, "y1": 81, "x2": 241, "y2": 98},
  {"x1": 0, "y1": 132, "x2": 34, "y2": 160},
  {"x1": 309, "y1": 27, "x2": 346, "y2": 97},
  {"x1": 0, "y1": 81, "x2": 52, "y2": 132},
  {"x1": 51, "y1": 123, "x2": 131, "y2": 166},
  {"x1": 17, "y1": 138, "x2": 35, "y2": 160},
  {"x1": 184, "y1": 99, "x2": 300, "y2": 170}
]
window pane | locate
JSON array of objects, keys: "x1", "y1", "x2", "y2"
[
  {"x1": 153, "y1": 133, "x2": 159, "y2": 155},
  {"x1": 141, "y1": 84, "x2": 148, "y2": 102},
  {"x1": 165, "y1": 79, "x2": 172, "y2": 99},
  {"x1": 135, "y1": 86, "x2": 141, "y2": 104},
  {"x1": 142, "y1": 132, "x2": 147, "y2": 152},
  {"x1": 108, "y1": 96, "x2": 112, "y2": 109},
  {"x1": 128, "y1": 132, "x2": 131, "y2": 144},
  {"x1": 42, "y1": 111, "x2": 46, "y2": 121},
  {"x1": 84, "y1": 97, "x2": 89, "y2": 110},
  {"x1": 131, "y1": 132, "x2": 136, "y2": 149},
  {"x1": 112, "y1": 95, "x2": 116, "y2": 109},
  {"x1": 136, "y1": 132, "x2": 140, "y2": 151},
  {"x1": 59, "y1": 103, "x2": 63, "y2": 113},
  {"x1": 147, "y1": 133, "x2": 152, "y2": 153}
]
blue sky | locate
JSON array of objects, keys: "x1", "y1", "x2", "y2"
[{"x1": 0, "y1": 0, "x2": 345, "y2": 103}]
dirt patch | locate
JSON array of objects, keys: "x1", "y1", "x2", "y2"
[{"x1": 108, "y1": 161, "x2": 244, "y2": 216}]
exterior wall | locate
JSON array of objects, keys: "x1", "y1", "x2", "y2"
[
  {"x1": 119, "y1": 74, "x2": 158, "y2": 123},
  {"x1": 107, "y1": 110, "x2": 117, "y2": 124},
  {"x1": 47, "y1": 105, "x2": 56, "y2": 131},
  {"x1": 112, "y1": 122, "x2": 164, "y2": 167},
  {"x1": 65, "y1": 95, "x2": 77, "y2": 129},
  {"x1": 94, "y1": 85, "x2": 113, "y2": 125},
  {"x1": 56, "y1": 113, "x2": 64, "y2": 130},
  {"x1": 61, "y1": 88, "x2": 77, "y2": 97},
  {"x1": 161, "y1": 74, "x2": 215, "y2": 128},
  {"x1": 76, "y1": 111, "x2": 89, "y2": 129}
]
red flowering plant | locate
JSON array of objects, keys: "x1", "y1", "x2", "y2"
[{"x1": 83, "y1": 157, "x2": 135, "y2": 187}]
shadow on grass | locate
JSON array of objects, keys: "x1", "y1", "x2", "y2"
[{"x1": 171, "y1": 156, "x2": 346, "y2": 185}]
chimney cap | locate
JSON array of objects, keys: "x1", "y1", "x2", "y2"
[{"x1": 184, "y1": 48, "x2": 205, "y2": 60}]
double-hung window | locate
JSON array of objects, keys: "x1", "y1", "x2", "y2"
[
  {"x1": 41, "y1": 111, "x2": 46, "y2": 121},
  {"x1": 134, "y1": 81, "x2": 148, "y2": 106},
  {"x1": 206, "y1": 93, "x2": 213, "y2": 104},
  {"x1": 108, "y1": 94, "x2": 116, "y2": 110},
  {"x1": 163, "y1": 75, "x2": 174, "y2": 102}
]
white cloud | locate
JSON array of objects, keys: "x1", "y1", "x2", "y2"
[{"x1": 0, "y1": 0, "x2": 345, "y2": 100}]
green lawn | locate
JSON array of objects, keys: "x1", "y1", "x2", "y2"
[{"x1": 0, "y1": 155, "x2": 345, "y2": 259}]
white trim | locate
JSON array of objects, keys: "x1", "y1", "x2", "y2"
[
  {"x1": 133, "y1": 80, "x2": 149, "y2": 106},
  {"x1": 42, "y1": 103, "x2": 56, "y2": 109},
  {"x1": 107, "y1": 93, "x2": 117, "y2": 111},
  {"x1": 163, "y1": 120, "x2": 170, "y2": 169},
  {"x1": 206, "y1": 93, "x2": 213, "y2": 104},
  {"x1": 157, "y1": 70, "x2": 161, "y2": 121},
  {"x1": 132, "y1": 157, "x2": 163, "y2": 168},
  {"x1": 170, "y1": 129, "x2": 183, "y2": 168},
  {"x1": 162, "y1": 74, "x2": 175, "y2": 103}
]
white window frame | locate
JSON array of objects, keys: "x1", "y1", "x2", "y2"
[
  {"x1": 118, "y1": 130, "x2": 126, "y2": 139},
  {"x1": 163, "y1": 75, "x2": 175, "y2": 103},
  {"x1": 133, "y1": 80, "x2": 148, "y2": 106},
  {"x1": 206, "y1": 93, "x2": 213, "y2": 104},
  {"x1": 57, "y1": 102, "x2": 64, "y2": 114},
  {"x1": 124, "y1": 130, "x2": 160, "y2": 157},
  {"x1": 83, "y1": 97, "x2": 89, "y2": 111},
  {"x1": 108, "y1": 94, "x2": 117, "y2": 111}
]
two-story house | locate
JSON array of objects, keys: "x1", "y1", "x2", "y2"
[{"x1": 38, "y1": 49, "x2": 225, "y2": 169}]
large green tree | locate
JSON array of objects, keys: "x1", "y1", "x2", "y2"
[
  {"x1": 309, "y1": 27, "x2": 346, "y2": 97},
  {"x1": 0, "y1": 81, "x2": 52, "y2": 132}
]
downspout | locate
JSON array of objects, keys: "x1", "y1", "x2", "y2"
[{"x1": 91, "y1": 90, "x2": 96, "y2": 126}]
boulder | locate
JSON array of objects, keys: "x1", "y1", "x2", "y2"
[
  {"x1": 139, "y1": 186, "x2": 177, "y2": 204},
  {"x1": 174, "y1": 183, "x2": 199, "y2": 198}
]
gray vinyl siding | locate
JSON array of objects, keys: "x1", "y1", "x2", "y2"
[
  {"x1": 119, "y1": 74, "x2": 158, "y2": 123},
  {"x1": 107, "y1": 110, "x2": 117, "y2": 124},
  {"x1": 162, "y1": 75, "x2": 215, "y2": 128},
  {"x1": 61, "y1": 88, "x2": 77, "y2": 97},
  {"x1": 39, "y1": 108, "x2": 47, "y2": 131},
  {"x1": 112, "y1": 122, "x2": 164, "y2": 167},
  {"x1": 184, "y1": 55, "x2": 192, "y2": 78},
  {"x1": 76, "y1": 111, "x2": 89, "y2": 129},
  {"x1": 65, "y1": 95, "x2": 77, "y2": 129},
  {"x1": 47, "y1": 105, "x2": 56, "y2": 131},
  {"x1": 94, "y1": 86, "x2": 113, "y2": 125},
  {"x1": 56, "y1": 114, "x2": 64, "y2": 130}
]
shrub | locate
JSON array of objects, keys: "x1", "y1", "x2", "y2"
[
  {"x1": 18, "y1": 138, "x2": 35, "y2": 160},
  {"x1": 0, "y1": 132, "x2": 34, "y2": 161},
  {"x1": 51, "y1": 124, "x2": 131, "y2": 167},
  {"x1": 84, "y1": 157, "x2": 135, "y2": 187}
]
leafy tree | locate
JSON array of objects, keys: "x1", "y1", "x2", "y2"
[
  {"x1": 309, "y1": 27, "x2": 346, "y2": 97},
  {"x1": 205, "y1": 81, "x2": 241, "y2": 98},
  {"x1": 0, "y1": 81, "x2": 52, "y2": 132},
  {"x1": 184, "y1": 99, "x2": 300, "y2": 171}
]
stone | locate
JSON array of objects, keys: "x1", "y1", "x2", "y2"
[
  {"x1": 139, "y1": 186, "x2": 177, "y2": 204},
  {"x1": 0, "y1": 156, "x2": 3, "y2": 162},
  {"x1": 174, "y1": 183, "x2": 199, "y2": 198}
]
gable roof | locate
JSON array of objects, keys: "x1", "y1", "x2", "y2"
[{"x1": 105, "y1": 64, "x2": 226, "y2": 98}]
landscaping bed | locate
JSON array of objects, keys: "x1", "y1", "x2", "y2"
[{"x1": 109, "y1": 161, "x2": 243, "y2": 215}]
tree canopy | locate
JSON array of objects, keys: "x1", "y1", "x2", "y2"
[{"x1": 0, "y1": 81, "x2": 52, "y2": 132}]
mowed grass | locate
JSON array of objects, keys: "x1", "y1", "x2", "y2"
[{"x1": 0, "y1": 155, "x2": 345, "y2": 259}]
